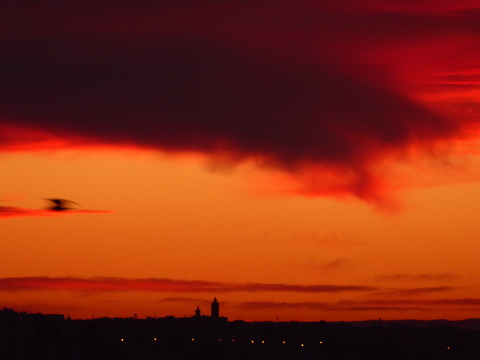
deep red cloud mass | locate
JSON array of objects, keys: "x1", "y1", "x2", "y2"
[{"x1": 1, "y1": 1, "x2": 479, "y2": 200}]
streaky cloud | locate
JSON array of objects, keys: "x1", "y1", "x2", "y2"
[
  {"x1": 237, "y1": 297, "x2": 480, "y2": 312},
  {"x1": 375, "y1": 273, "x2": 460, "y2": 283},
  {"x1": 0, "y1": 206, "x2": 58, "y2": 218},
  {"x1": 374, "y1": 286, "x2": 455, "y2": 297},
  {"x1": 0, "y1": 206, "x2": 112, "y2": 219},
  {"x1": 0, "y1": 276, "x2": 377, "y2": 293},
  {"x1": 236, "y1": 301, "x2": 424, "y2": 312}
]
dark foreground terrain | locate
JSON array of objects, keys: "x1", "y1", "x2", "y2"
[{"x1": 1, "y1": 308, "x2": 480, "y2": 359}]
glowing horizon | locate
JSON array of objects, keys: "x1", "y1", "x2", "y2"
[{"x1": 2, "y1": 1, "x2": 480, "y2": 321}]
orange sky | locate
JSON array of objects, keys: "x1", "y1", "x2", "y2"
[
  {"x1": 1, "y1": 1, "x2": 480, "y2": 321},
  {"x1": 2, "y1": 150, "x2": 480, "y2": 321}
]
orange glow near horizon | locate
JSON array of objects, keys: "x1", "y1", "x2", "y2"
[
  {"x1": 2, "y1": 1, "x2": 480, "y2": 322},
  {"x1": 2, "y1": 149, "x2": 480, "y2": 321}
]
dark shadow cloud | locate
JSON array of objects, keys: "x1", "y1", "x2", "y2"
[
  {"x1": 0, "y1": 277, "x2": 377, "y2": 294},
  {"x1": 1, "y1": 1, "x2": 479, "y2": 201}
]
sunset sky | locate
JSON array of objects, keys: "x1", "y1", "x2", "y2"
[{"x1": 2, "y1": 0, "x2": 480, "y2": 321}]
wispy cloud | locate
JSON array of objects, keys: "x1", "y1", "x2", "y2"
[
  {"x1": 0, "y1": 277, "x2": 377, "y2": 294},
  {"x1": 159, "y1": 296, "x2": 232, "y2": 308},
  {"x1": 376, "y1": 273, "x2": 460, "y2": 283},
  {"x1": 236, "y1": 297, "x2": 480, "y2": 312},
  {"x1": 236, "y1": 301, "x2": 424, "y2": 312},
  {"x1": 1, "y1": 277, "x2": 462, "y2": 297},
  {"x1": 2, "y1": 276, "x2": 460, "y2": 300},
  {"x1": 375, "y1": 286, "x2": 455, "y2": 297},
  {"x1": 319, "y1": 258, "x2": 354, "y2": 273},
  {"x1": 160, "y1": 296, "x2": 209, "y2": 303}
]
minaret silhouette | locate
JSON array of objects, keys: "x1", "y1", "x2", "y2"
[
  {"x1": 211, "y1": 297, "x2": 219, "y2": 318},
  {"x1": 195, "y1": 306, "x2": 201, "y2": 317}
]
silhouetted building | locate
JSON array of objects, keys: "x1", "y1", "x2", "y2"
[
  {"x1": 194, "y1": 306, "x2": 201, "y2": 318},
  {"x1": 211, "y1": 297, "x2": 219, "y2": 318},
  {"x1": 3, "y1": 307, "x2": 480, "y2": 359}
]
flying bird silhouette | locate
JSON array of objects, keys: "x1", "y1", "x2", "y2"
[{"x1": 45, "y1": 198, "x2": 80, "y2": 211}]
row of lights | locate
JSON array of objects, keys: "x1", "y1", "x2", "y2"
[
  {"x1": 202, "y1": 338, "x2": 324, "y2": 344},
  {"x1": 121, "y1": 338, "x2": 325, "y2": 346},
  {"x1": 120, "y1": 338, "x2": 454, "y2": 351}
]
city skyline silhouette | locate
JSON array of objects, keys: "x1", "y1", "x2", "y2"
[
  {"x1": 2, "y1": 305, "x2": 480, "y2": 359},
  {"x1": 2, "y1": 0, "x2": 480, "y2": 329}
]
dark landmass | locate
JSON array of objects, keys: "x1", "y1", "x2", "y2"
[{"x1": 1, "y1": 308, "x2": 480, "y2": 359}]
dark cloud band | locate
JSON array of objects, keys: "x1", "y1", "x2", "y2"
[
  {"x1": 1, "y1": 1, "x2": 478, "y2": 200},
  {"x1": 0, "y1": 277, "x2": 377, "y2": 293}
]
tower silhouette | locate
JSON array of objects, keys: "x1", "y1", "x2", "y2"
[{"x1": 211, "y1": 298, "x2": 219, "y2": 318}]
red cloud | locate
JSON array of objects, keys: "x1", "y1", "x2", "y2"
[
  {"x1": 375, "y1": 273, "x2": 460, "y2": 283},
  {"x1": 236, "y1": 301, "x2": 425, "y2": 312},
  {"x1": 1, "y1": 276, "x2": 460, "y2": 297},
  {"x1": 237, "y1": 297, "x2": 480, "y2": 312},
  {"x1": 0, "y1": 277, "x2": 377, "y2": 293},
  {"x1": 0, "y1": 206, "x2": 112, "y2": 219},
  {"x1": 375, "y1": 286, "x2": 455, "y2": 297},
  {"x1": 1, "y1": 1, "x2": 479, "y2": 201},
  {"x1": 0, "y1": 206, "x2": 57, "y2": 218}
]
